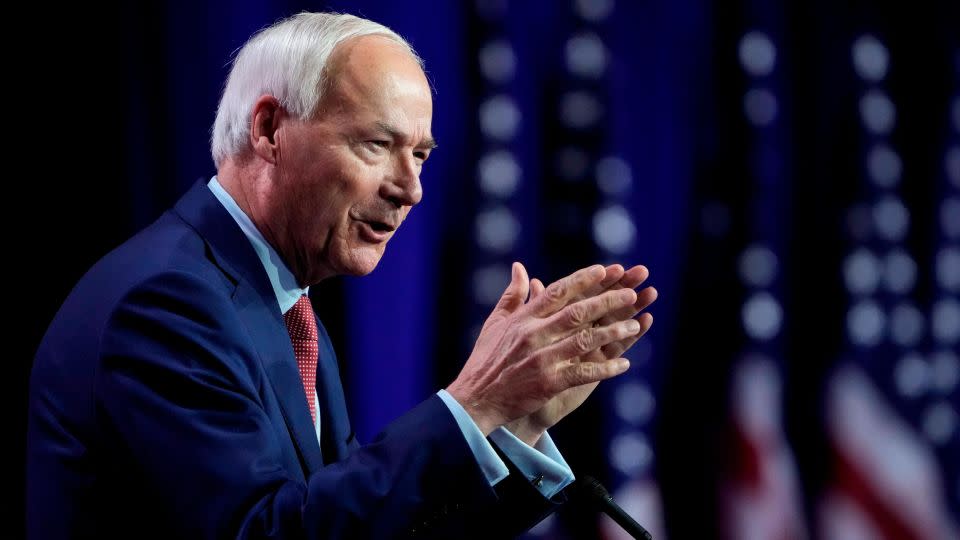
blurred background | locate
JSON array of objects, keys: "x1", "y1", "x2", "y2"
[{"x1": 19, "y1": 0, "x2": 958, "y2": 538}]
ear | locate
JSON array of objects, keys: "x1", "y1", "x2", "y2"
[{"x1": 249, "y1": 95, "x2": 284, "y2": 164}]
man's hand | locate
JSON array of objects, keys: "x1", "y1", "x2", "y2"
[
  {"x1": 446, "y1": 262, "x2": 648, "y2": 437},
  {"x1": 506, "y1": 264, "x2": 657, "y2": 445}
]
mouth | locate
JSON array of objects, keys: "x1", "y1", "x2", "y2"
[
  {"x1": 356, "y1": 217, "x2": 398, "y2": 243},
  {"x1": 363, "y1": 219, "x2": 397, "y2": 233}
]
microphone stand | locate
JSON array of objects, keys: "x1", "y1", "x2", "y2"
[{"x1": 571, "y1": 475, "x2": 653, "y2": 540}]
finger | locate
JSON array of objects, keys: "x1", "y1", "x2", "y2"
[
  {"x1": 601, "y1": 312, "x2": 653, "y2": 358},
  {"x1": 589, "y1": 265, "x2": 649, "y2": 325},
  {"x1": 636, "y1": 286, "x2": 658, "y2": 311},
  {"x1": 544, "y1": 318, "x2": 642, "y2": 362},
  {"x1": 495, "y1": 262, "x2": 530, "y2": 313},
  {"x1": 600, "y1": 286, "x2": 658, "y2": 326},
  {"x1": 600, "y1": 264, "x2": 626, "y2": 289},
  {"x1": 617, "y1": 265, "x2": 649, "y2": 290},
  {"x1": 565, "y1": 264, "x2": 625, "y2": 304},
  {"x1": 529, "y1": 278, "x2": 545, "y2": 301},
  {"x1": 526, "y1": 264, "x2": 606, "y2": 317},
  {"x1": 558, "y1": 357, "x2": 630, "y2": 389},
  {"x1": 525, "y1": 264, "x2": 624, "y2": 313},
  {"x1": 540, "y1": 288, "x2": 638, "y2": 336}
]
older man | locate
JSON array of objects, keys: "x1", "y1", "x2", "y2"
[{"x1": 26, "y1": 12, "x2": 655, "y2": 539}]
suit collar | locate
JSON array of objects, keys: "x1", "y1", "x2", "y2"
[
  {"x1": 171, "y1": 180, "x2": 271, "y2": 298},
  {"x1": 171, "y1": 180, "x2": 325, "y2": 474}
]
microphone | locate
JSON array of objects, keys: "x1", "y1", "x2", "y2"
[{"x1": 573, "y1": 475, "x2": 653, "y2": 540}]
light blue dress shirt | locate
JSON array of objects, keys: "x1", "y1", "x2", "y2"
[{"x1": 208, "y1": 176, "x2": 574, "y2": 498}]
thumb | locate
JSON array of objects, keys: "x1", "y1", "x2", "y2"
[{"x1": 495, "y1": 262, "x2": 529, "y2": 313}]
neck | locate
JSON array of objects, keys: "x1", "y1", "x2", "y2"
[
  {"x1": 216, "y1": 156, "x2": 264, "y2": 220},
  {"x1": 217, "y1": 156, "x2": 298, "y2": 279},
  {"x1": 216, "y1": 157, "x2": 332, "y2": 288}
]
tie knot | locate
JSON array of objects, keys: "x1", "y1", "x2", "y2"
[{"x1": 284, "y1": 295, "x2": 318, "y2": 341}]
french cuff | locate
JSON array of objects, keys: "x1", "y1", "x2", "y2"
[
  {"x1": 489, "y1": 427, "x2": 575, "y2": 499},
  {"x1": 436, "y1": 390, "x2": 509, "y2": 486}
]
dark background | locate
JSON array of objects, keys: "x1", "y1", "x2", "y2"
[{"x1": 19, "y1": 1, "x2": 958, "y2": 538}]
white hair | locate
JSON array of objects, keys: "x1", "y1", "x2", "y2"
[{"x1": 210, "y1": 12, "x2": 422, "y2": 166}]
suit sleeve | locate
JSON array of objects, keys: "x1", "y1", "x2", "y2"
[
  {"x1": 409, "y1": 436, "x2": 569, "y2": 539},
  {"x1": 96, "y1": 270, "x2": 560, "y2": 539}
]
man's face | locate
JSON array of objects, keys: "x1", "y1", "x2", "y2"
[{"x1": 270, "y1": 35, "x2": 434, "y2": 285}]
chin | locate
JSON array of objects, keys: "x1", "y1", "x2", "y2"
[{"x1": 339, "y1": 249, "x2": 385, "y2": 276}]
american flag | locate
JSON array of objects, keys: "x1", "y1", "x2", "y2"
[
  {"x1": 719, "y1": 24, "x2": 809, "y2": 540},
  {"x1": 816, "y1": 33, "x2": 959, "y2": 540}
]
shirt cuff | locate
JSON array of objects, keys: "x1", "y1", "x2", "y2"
[
  {"x1": 488, "y1": 427, "x2": 576, "y2": 499},
  {"x1": 436, "y1": 390, "x2": 509, "y2": 486}
]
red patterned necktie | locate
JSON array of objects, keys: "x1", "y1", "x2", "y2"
[{"x1": 283, "y1": 295, "x2": 318, "y2": 423}]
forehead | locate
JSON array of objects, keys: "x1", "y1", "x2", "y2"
[{"x1": 322, "y1": 35, "x2": 432, "y2": 118}]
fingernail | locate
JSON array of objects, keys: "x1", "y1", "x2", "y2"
[
  {"x1": 626, "y1": 319, "x2": 641, "y2": 333},
  {"x1": 618, "y1": 359, "x2": 630, "y2": 371}
]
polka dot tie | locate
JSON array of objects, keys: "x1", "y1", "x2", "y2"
[{"x1": 284, "y1": 295, "x2": 318, "y2": 423}]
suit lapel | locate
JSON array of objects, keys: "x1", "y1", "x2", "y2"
[
  {"x1": 314, "y1": 320, "x2": 353, "y2": 463},
  {"x1": 173, "y1": 181, "x2": 324, "y2": 474},
  {"x1": 234, "y1": 286, "x2": 324, "y2": 474}
]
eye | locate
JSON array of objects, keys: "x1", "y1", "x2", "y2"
[
  {"x1": 414, "y1": 149, "x2": 430, "y2": 162},
  {"x1": 366, "y1": 140, "x2": 390, "y2": 152}
]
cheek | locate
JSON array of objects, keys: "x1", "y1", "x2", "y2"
[{"x1": 329, "y1": 163, "x2": 380, "y2": 207}]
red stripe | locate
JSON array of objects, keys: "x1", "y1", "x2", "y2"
[
  {"x1": 831, "y1": 443, "x2": 930, "y2": 540},
  {"x1": 728, "y1": 422, "x2": 763, "y2": 489}
]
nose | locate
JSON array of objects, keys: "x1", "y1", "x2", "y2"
[{"x1": 382, "y1": 153, "x2": 423, "y2": 207}]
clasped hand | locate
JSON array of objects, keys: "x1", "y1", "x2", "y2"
[{"x1": 447, "y1": 262, "x2": 657, "y2": 445}]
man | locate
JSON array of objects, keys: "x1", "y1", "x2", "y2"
[{"x1": 26, "y1": 12, "x2": 656, "y2": 539}]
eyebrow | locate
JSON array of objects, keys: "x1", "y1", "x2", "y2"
[{"x1": 375, "y1": 121, "x2": 438, "y2": 150}]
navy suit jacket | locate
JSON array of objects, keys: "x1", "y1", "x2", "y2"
[{"x1": 27, "y1": 181, "x2": 560, "y2": 539}]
